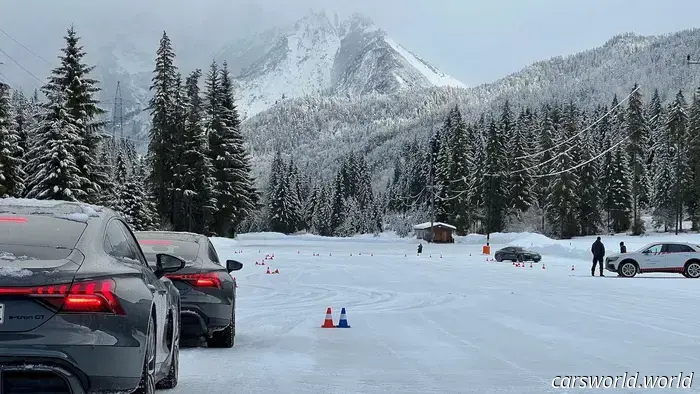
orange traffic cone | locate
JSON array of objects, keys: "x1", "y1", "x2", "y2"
[
  {"x1": 266, "y1": 267, "x2": 271, "y2": 274},
  {"x1": 321, "y1": 307, "x2": 335, "y2": 328}
]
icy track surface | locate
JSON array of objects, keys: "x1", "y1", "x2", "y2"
[{"x1": 172, "y1": 232, "x2": 700, "y2": 393}]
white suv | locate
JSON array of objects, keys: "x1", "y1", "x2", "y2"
[{"x1": 605, "y1": 242, "x2": 700, "y2": 278}]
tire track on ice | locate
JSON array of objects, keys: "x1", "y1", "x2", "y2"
[{"x1": 420, "y1": 313, "x2": 552, "y2": 387}]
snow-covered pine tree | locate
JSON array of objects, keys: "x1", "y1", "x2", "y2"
[
  {"x1": 684, "y1": 90, "x2": 700, "y2": 230},
  {"x1": 482, "y1": 118, "x2": 509, "y2": 233},
  {"x1": 508, "y1": 109, "x2": 535, "y2": 214},
  {"x1": 285, "y1": 160, "x2": 303, "y2": 232},
  {"x1": 545, "y1": 103, "x2": 581, "y2": 238},
  {"x1": 446, "y1": 107, "x2": 473, "y2": 234},
  {"x1": 179, "y1": 69, "x2": 217, "y2": 234},
  {"x1": 535, "y1": 107, "x2": 557, "y2": 232},
  {"x1": 652, "y1": 115, "x2": 676, "y2": 231},
  {"x1": 147, "y1": 31, "x2": 178, "y2": 225},
  {"x1": 664, "y1": 91, "x2": 690, "y2": 233},
  {"x1": 607, "y1": 146, "x2": 633, "y2": 233},
  {"x1": 434, "y1": 131, "x2": 452, "y2": 222},
  {"x1": 625, "y1": 84, "x2": 650, "y2": 234},
  {"x1": 10, "y1": 90, "x2": 30, "y2": 167},
  {"x1": 576, "y1": 120, "x2": 602, "y2": 235},
  {"x1": 147, "y1": 31, "x2": 179, "y2": 226},
  {"x1": 208, "y1": 61, "x2": 258, "y2": 236},
  {"x1": 24, "y1": 86, "x2": 85, "y2": 201},
  {"x1": 44, "y1": 26, "x2": 109, "y2": 204},
  {"x1": 646, "y1": 89, "x2": 663, "y2": 178},
  {"x1": 117, "y1": 157, "x2": 159, "y2": 231},
  {"x1": 329, "y1": 172, "x2": 347, "y2": 234},
  {"x1": 0, "y1": 83, "x2": 25, "y2": 197}
]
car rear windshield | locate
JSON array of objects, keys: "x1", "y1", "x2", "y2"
[
  {"x1": 137, "y1": 239, "x2": 200, "y2": 263},
  {"x1": 0, "y1": 214, "x2": 87, "y2": 260}
]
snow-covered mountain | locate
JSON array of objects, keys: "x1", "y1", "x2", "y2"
[
  {"x1": 241, "y1": 29, "x2": 700, "y2": 183},
  {"x1": 222, "y1": 11, "x2": 466, "y2": 118}
]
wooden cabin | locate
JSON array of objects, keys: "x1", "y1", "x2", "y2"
[{"x1": 413, "y1": 222, "x2": 456, "y2": 243}]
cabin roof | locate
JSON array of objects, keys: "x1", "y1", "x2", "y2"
[{"x1": 413, "y1": 222, "x2": 457, "y2": 230}]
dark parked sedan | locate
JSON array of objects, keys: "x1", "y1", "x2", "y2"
[
  {"x1": 135, "y1": 231, "x2": 242, "y2": 348},
  {"x1": 0, "y1": 198, "x2": 185, "y2": 394},
  {"x1": 494, "y1": 246, "x2": 542, "y2": 262}
]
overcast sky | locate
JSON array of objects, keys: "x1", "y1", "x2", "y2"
[{"x1": 2, "y1": 0, "x2": 700, "y2": 86}]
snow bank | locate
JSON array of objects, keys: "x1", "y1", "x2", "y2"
[{"x1": 229, "y1": 231, "x2": 413, "y2": 244}]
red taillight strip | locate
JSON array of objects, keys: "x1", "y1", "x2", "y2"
[
  {"x1": 165, "y1": 272, "x2": 222, "y2": 288},
  {"x1": 0, "y1": 279, "x2": 125, "y2": 315}
]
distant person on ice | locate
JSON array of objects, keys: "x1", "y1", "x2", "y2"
[
  {"x1": 417, "y1": 243, "x2": 423, "y2": 255},
  {"x1": 591, "y1": 237, "x2": 605, "y2": 277},
  {"x1": 619, "y1": 241, "x2": 627, "y2": 253}
]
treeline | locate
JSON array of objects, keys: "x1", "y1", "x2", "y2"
[
  {"x1": 249, "y1": 150, "x2": 383, "y2": 236},
  {"x1": 0, "y1": 27, "x2": 257, "y2": 237},
  {"x1": 387, "y1": 85, "x2": 699, "y2": 238}
]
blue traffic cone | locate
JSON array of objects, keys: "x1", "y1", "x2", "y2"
[{"x1": 336, "y1": 307, "x2": 351, "y2": 328}]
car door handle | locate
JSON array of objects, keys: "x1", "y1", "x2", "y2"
[{"x1": 147, "y1": 284, "x2": 157, "y2": 293}]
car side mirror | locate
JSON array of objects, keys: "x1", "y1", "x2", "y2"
[
  {"x1": 226, "y1": 259, "x2": 243, "y2": 273},
  {"x1": 155, "y1": 253, "x2": 186, "y2": 278}
]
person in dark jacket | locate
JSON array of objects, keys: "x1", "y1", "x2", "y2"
[
  {"x1": 619, "y1": 241, "x2": 627, "y2": 253},
  {"x1": 417, "y1": 243, "x2": 423, "y2": 255},
  {"x1": 591, "y1": 237, "x2": 605, "y2": 276}
]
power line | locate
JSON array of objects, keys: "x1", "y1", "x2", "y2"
[
  {"x1": 0, "y1": 27, "x2": 54, "y2": 66},
  {"x1": 513, "y1": 84, "x2": 639, "y2": 161},
  {"x1": 0, "y1": 46, "x2": 44, "y2": 84}
]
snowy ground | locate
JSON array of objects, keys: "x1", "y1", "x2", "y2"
[{"x1": 171, "y1": 231, "x2": 700, "y2": 393}]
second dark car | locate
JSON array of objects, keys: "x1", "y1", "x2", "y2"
[
  {"x1": 134, "y1": 231, "x2": 243, "y2": 348},
  {"x1": 494, "y1": 246, "x2": 542, "y2": 263}
]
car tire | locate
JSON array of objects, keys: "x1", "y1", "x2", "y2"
[
  {"x1": 495, "y1": 253, "x2": 503, "y2": 262},
  {"x1": 618, "y1": 261, "x2": 637, "y2": 278},
  {"x1": 684, "y1": 261, "x2": 700, "y2": 278},
  {"x1": 133, "y1": 316, "x2": 157, "y2": 394},
  {"x1": 207, "y1": 305, "x2": 235, "y2": 348},
  {"x1": 156, "y1": 316, "x2": 179, "y2": 389}
]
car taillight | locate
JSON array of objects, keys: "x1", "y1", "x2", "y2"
[
  {"x1": 0, "y1": 279, "x2": 125, "y2": 315},
  {"x1": 165, "y1": 272, "x2": 222, "y2": 288}
]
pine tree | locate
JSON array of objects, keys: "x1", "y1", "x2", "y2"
[
  {"x1": 545, "y1": 103, "x2": 581, "y2": 238},
  {"x1": 445, "y1": 107, "x2": 473, "y2": 233},
  {"x1": 24, "y1": 87, "x2": 85, "y2": 201},
  {"x1": 0, "y1": 83, "x2": 25, "y2": 197},
  {"x1": 509, "y1": 109, "x2": 535, "y2": 214},
  {"x1": 208, "y1": 61, "x2": 258, "y2": 236},
  {"x1": 665, "y1": 91, "x2": 690, "y2": 233},
  {"x1": 179, "y1": 69, "x2": 217, "y2": 234},
  {"x1": 482, "y1": 119, "x2": 509, "y2": 233},
  {"x1": 147, "y1": 31, "x2": 179, "y2": 225},
  {"x1": 44, "y1": 26, "x2": 109, "y2": 203},
  {"x1": 608, "y1": 146, "x2": 632, "y2": 232},
  {"x1": 625, "y1": 84, "x2": 649, "y2": 234},
  {"x1": 576, "y1": 125, "x2": 602, "y2": 235},
  {"x1": 535, "y1": 107, "x2": 557, "y2": 232},
  {"x1": 685, "y1": 89, "x2": 700, "y2": 230}
]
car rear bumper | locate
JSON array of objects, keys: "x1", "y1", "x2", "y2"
[
  {"x1": 0, "y1": 346, "x2": 142, "y2": 393},
  {"x1": 180, "y1": 301, "x2": 232, "y2": 338}
]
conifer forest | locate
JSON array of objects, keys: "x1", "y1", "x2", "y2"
[{"x1": 1, "y1": 27, "x2": 698, "y2": 240}]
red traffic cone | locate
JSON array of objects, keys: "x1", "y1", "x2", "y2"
[
  {"x1": 530, "y1": 262, "x2": 533, "y2": 268},
  {"x1": 571, "y1": 265, "x2": 575, "y2": 271},
  {"x1": 273, "y1": 268, "x2": 279, "y2": 274},
  {"x1": 542, "y1": 264, "x2": 546, "y2": 270},
  {"x1": 321, "y1": 307, "x2": 335, "y2": 328},
  {"x1": 266, "y1": 267, "x2": 271, "y2": 274}
]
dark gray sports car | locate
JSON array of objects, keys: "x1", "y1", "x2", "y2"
[
  {"x1": 494, "y1": 246, "x2": 542, "y2": 262},
  {"x1": 0, "y1": 198, "x2": 186, "y2": 394},
  {"x1": 135, "y1": 231, "x2": 242, "y2": 348}
]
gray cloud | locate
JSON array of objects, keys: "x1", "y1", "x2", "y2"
[{"x1": 2, "y1": 0, "x2": 700, "y2": 86}]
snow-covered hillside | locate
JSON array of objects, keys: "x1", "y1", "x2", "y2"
[{"x1": 231, "y1": 11, "x2": 466, "y2": 118}]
